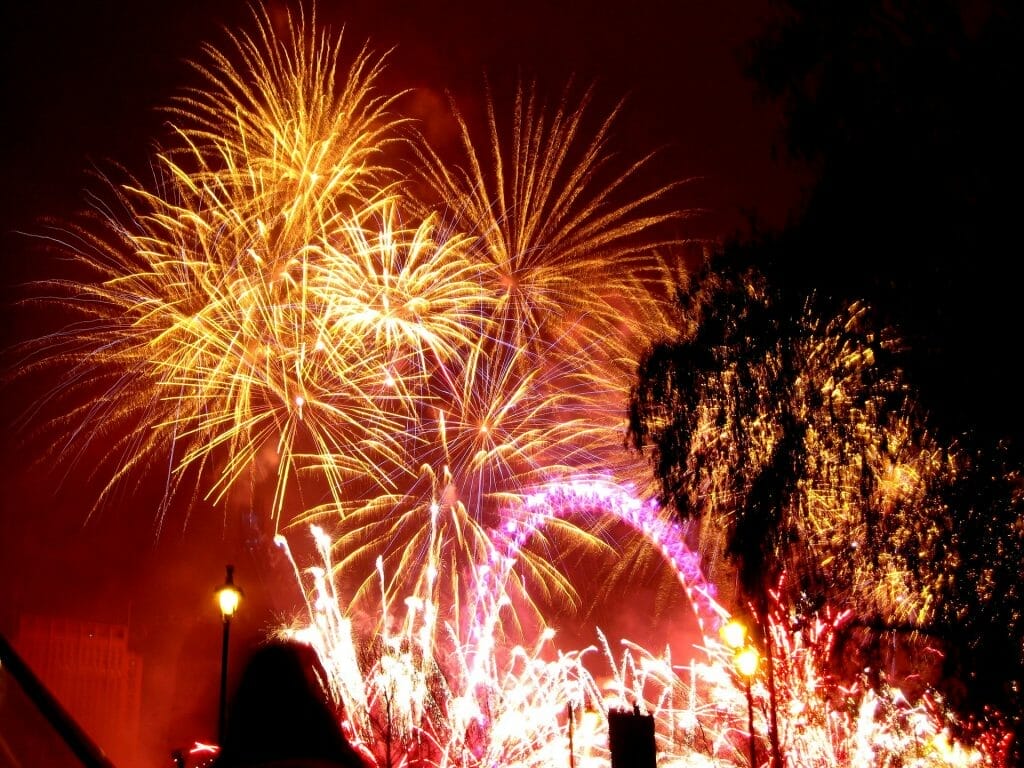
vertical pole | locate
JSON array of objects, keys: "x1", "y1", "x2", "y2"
[
  {"x1": 218, "y1": 615, "x2": 231, "y2": 745},
  {"x1": 568, "y1": 702, "x2": 575, "y2": 768},
  {"x1": 385, "y1": 690, "x2": 393, "y2": 768},
  {"x1": 765, "y1": 638, "x2": 782, "y2": 767},
  {"x1": 746, "y1": 681, "x2": 757, "y2": 768}
]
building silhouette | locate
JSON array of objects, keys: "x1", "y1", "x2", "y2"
[{"x1": 15, "y1": 614, "x2": 143, "y2": 766}]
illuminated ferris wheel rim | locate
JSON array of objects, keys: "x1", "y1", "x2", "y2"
[{"x1": 495, "y1": 475, "x2": 726, "y2": 640}]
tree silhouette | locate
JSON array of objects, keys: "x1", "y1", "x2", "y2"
[
  {"x1": 629, "y1": 1, "x2": 1024, "y2": 759},
  {"x1": 629, "y1": 242, "x2": 1024, "y2": 762},
  {"x1": 627, "y1": 247, "x2": 954, "y2": 761}
]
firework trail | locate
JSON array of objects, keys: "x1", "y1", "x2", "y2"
[
  {"x1": 293, "y1": 74, "x2": 690, "y2": 631},
  {"x1": 754, "y1": 584, "x2": 1001, "y2": 768},
  {"x1": 275, "y1": 478, "x2": 731, "y2": 768},
  {"x1": 277, "y1": 486, "x2": 995, "y2": 768},
  {"x1": 409, "y1": 79, "x2": 683, "y2": 355},
  {"x1": 17, "y1": 0, "x2": 685, "y2": 541}
]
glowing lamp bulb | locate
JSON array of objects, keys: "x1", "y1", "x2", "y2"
[
  {"x1": 734, "y1": 646, "x2": 759, "y2": 678},
  {"x1": 215, "y1": 565, "x2": 243, "y2": 620},
  {"x1": 721, "y1": 618, "x2": 747, "y2": 649},
  {"x1": 218, "y1": 587, "x2": 241, "y2": 618}
]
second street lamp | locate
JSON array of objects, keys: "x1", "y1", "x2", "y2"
[
  {"x1": 721, "y1": 618, "x2": 759, "y2": 768},
  {"x1": 215, "y1": 564, "x2": 243, "y2": 746}
]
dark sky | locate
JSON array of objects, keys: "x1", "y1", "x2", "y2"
[
  {"x1": 0, "y1": 0, "x2": 802, "y2": 255},
  {"x1": 0, "y1": 1, "x2": 802, "y2": 763}
]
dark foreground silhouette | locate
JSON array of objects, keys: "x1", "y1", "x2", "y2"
[{"x1": 213, "y1": 638, "x2": 366, "y2": 768}]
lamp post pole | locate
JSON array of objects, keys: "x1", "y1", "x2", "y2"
[
  {"x1": 567, "y1": 701, "x2": 575, "y2": 768},
  {"x1": 744, "y1": 676, "x2": 756, "y2": 768},
  {"x1": 218, "y1": 611, "x2": 230, "y2": 744},
  {"x1": 215, "y1": 564, "x2": 243, "y2": 746}
]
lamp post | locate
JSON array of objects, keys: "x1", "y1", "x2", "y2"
[
  {"x1": 722, "y1": 618, "x2": 759, "y2": 768},
  {"x1": 215, "y1": 564, "x2": 243, "y2": 745}
]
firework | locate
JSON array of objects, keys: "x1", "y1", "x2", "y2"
[
  {"x1": 19, "y1": 0, "x2": 686, "y2": 540},
  {"x1": 277, "y1": 490, "x2": 999, "y2": 768},
  {"x1": 166, "y1": 3, "x2": 408, "y2": 214},
  {"x1": 409, "y1": 79, "x2": 683, "y2": 354},
  {"x1": 289, "y1": 75, "x2": 693, "y2": 627},
  {"x1": 14, "y1": 4, "x2": 1010, "y2": 766},
  {"x1": 276, "y1": 479, "x2": 730, "y2": 768},
  {"x1": 15, "y1": 5, "x2": 420, "y2": 528}
]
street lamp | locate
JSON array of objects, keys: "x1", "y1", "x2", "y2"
[
  {"x1": 215, "y1": 564, "x2": 243, "y2": 745},
  {"x1": 721, "y1": 618, "x2": 759, "y2": 768}
]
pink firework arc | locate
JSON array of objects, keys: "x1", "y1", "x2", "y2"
[
  {"x1": 274, "y1": 475, "x2": 731, "y2": 768},
  {"x1": 497, "y1": 478, "x2": 725, "y2": 636}
]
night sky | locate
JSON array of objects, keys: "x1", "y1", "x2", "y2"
[{"x1": 0, "y1": 2, "x2": 808, "y2": 763}]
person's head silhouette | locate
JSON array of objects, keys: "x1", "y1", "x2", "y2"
[{"x1": 214, "y1": 638, "x2": 365, "y2": 768}]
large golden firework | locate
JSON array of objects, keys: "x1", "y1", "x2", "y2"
[
  {"x1": 166, "y1": 3, "x2": 407, "y2": 216},
  {"x1": 409, "y1": 79, "x2": 684, "y2": 357},
  {"x1": 17, "y1": 2, "x2": 690, "y2": 601}
]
